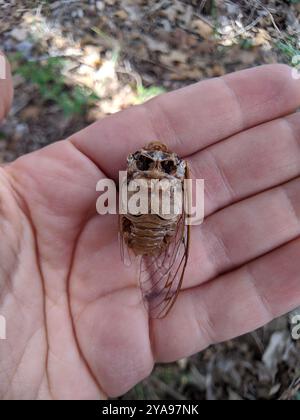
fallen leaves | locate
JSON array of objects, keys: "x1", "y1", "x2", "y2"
[
  {"x1": 192, "y1": 19, "x2": 214, "y2": 39},
  {"x1": 9, "y1": 27, "x2": 27, "y2": 42},
  {"x1": 144, "y1": 37, "x2": 169, "y2": 54},
  {"x1": 160, "y1": 50, "x2": 187, "y2": 67}
]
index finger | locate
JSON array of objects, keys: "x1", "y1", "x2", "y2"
[{"x1": 70, "y1": 64, "x2": 300, "y2": 179}]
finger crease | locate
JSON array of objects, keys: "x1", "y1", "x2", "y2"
[
  {"x1": 206, "y1": 148, "x2": 235, "y2": 202},
  {"x1": 281, "y1": 183, "x2": 300, "y2": 230},
  {"x1": 281, "y1": 117, "x2": 300, "y2": 156},
  {"x1": 221, "y1": 77, "x2": 245, "y2": 132},
  {"x1": 245, "y1": 263, "x2": 274, "y2": 321},
  {"x1": 194, "y1": 300, "x2": 217, "y2": 347}
]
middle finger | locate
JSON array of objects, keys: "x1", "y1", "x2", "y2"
[
  {"x1": 185, "y1": 175, "x2": 300, "y2": 288},
  {"x1": 189, "y1": 112, "x2": 300, "y2": 216}
]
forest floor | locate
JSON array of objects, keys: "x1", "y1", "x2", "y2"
[{"x1": 0, "y1": 0, "x2": 300, "y2": 400}]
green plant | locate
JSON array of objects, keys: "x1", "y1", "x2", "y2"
[
  {"x1": 135, "y1": 84, "x2": 165, "y2": 104},
  {"x1": 240, "y1": 38, "x2": 255, "y2": 50},
  {"x1": 14, "y1": 56, "x2": 98, "y2": 116},
  {"x1": 276, "y1": 36, "x2": 300, "y2": 68}
]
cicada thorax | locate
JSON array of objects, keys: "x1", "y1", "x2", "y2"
[{"x1": 119, "y1": 141, "x2": 190, "y2": 318}]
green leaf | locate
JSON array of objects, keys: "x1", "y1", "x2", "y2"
[
  {"x1": 136, "y1": 85, "x2": 166, "y2": 104},
  {"x1": 14, "y1": 56, "x2": 98, "y2": 116}
]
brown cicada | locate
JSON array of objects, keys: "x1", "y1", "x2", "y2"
[{"x1": 119, "y1": 141, "x2": 190, "y2": 318}]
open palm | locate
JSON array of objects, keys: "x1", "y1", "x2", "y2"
[{"x1": 1, "y1": 59, "x2": 300, "y2": 399}]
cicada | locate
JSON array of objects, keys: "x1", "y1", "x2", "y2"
[{"x1": 119, "y1": 141, "x2": 190, "y2": 318}]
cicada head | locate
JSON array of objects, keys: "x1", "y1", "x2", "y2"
[{"x1": 127, "y1": 141, "x2": 186, "y2": 181}]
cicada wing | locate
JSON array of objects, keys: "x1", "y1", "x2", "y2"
[{"x1": 139, "y1": 213, "x2": 190, "y2": 318}]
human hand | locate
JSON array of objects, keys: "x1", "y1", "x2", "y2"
[{"x1": 1, "y1": 56, "x2": 300, "y2": 399}]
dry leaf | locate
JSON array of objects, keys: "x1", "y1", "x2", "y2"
[
  {"x1": 254, "y1": 29, "x2": 271, "y2": 46},
  {"x1": 145, "y1": 37, "x2": 169, "y2": 53},
  {"x1": 211, "y1": 64, "x2": 226, "y2": 77},
  {"x1": 20, "y1": 106, "x2": 41, "y2": 121},
  {"x1": 114, "y1": 10, "x2": 128, "y2": 20},
  {"x1": 239, "y1": 50, "x2": 257, "y2": 65},
  {"x1": 82, "y1": 45, "x2": 101, "y2": 68},
  {"x1": 192, "y1": 19, "x2": 214, "y2": 39},
  {"x1": 160, "y1": 50, "x2": 187, "y2": 67},
  {"x1": 10, "y1": 27, "x2": 28, "y2": 42},
  {"x1": 170, "y1": 67, "x2": 203, "y2": 81}
]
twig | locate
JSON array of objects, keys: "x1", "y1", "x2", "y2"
[
  {"x1": 199, "y1": 0, "x2": 208, "y2": 14},
  {"x1": 250, "y1": 331, "x2": 265, "y2": 355},
  {"x1": 193, "y1": 12, "x2": 215, "y2": 29},
  {"x1": 254, "y1": 0, "x2": 281, "y2": 33},
  {"x1": 222, "y1": 14, "x2": 265, "y2": 42},
  {"x1": 279, "y1": 375, "x2": 300, "y2": 400}
]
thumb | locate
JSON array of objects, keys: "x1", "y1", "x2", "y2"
[{"x1": 0, "y1": 51, "x2": 13, "y2": 121}]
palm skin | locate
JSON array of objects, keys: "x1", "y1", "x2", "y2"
[{"x1": 1, "y1": 56, "x2": 300, "y2": 399}]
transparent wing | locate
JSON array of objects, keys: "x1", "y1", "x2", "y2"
[{"x1": 139, "y1": 213, "x2": 190, "y2": 319}]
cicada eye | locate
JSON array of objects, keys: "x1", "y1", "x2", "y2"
[
  {"x1": 135, "y1": 154, "x2": 154, "y2": 171},
  {"x1": 161, "y1": 160, "x2": 177, "y2": 174}
]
